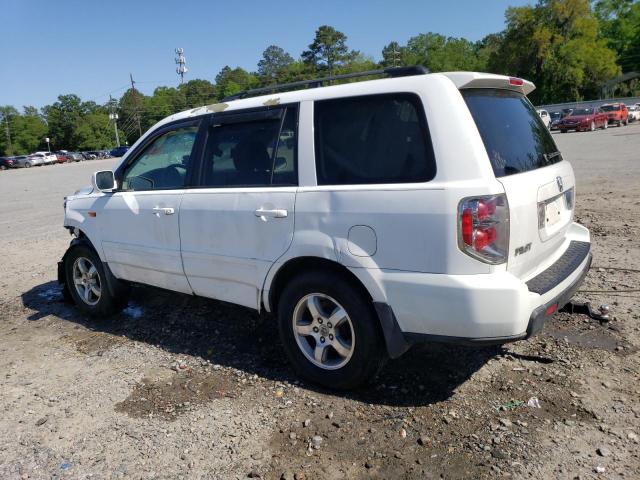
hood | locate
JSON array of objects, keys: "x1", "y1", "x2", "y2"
[{"x1": 73, "y1": 185, "x2": 95, "y2": 196}]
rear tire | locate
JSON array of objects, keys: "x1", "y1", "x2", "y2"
[
  {"x1": 277, "y1": 271, "x2": 386, "y2": 389},
  {"x1": 25, "y1": 162, "x2": 32, "y2": 168},
  {"x1": 64, "y1": 243, "x2": 129, "y2": 318},
  {"x1": 590, "y1": 121, "x2": 595, "y2": 131}
]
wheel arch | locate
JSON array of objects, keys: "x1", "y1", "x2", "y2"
[
  {"x1": 266, "y1": 257, "x2": 374, "y2": 315},
  {"x1": 265, "y1": 256, "x2": 409, "y2": 359}
]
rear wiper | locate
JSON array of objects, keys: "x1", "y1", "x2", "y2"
[{"x1": 544, "y1": 151, "x2": 562, "y2": 162}]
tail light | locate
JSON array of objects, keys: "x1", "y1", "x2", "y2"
[{"x1": 458, "y1": 194, "x2": 509, "y2": 264}]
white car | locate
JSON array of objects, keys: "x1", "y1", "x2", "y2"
[
  {"x1": 627, "y1": 105, "x2": 640, "y2": 122},
  {"x1": 58, "y1": 69, "x2": 591, "y2": 389},
  {"x1": 31, "y1": 151, "x2": 58, "y2": 165},
  {"x1": 536, "y1": 109, "x2": 551, "y2": 129}
]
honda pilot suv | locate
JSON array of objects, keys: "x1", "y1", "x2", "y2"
[{"x1": 58, "y1": 68, "x2": 591, "y2": 389}]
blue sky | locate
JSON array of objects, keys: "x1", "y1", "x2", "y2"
[{"x1": 1, "y1": 0, "x2": 530, "y2": 109}]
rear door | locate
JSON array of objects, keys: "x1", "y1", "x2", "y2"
[
  {"x1": 462, "y1": 89, "x2": 575, "y2": 280},
  {"x1": 179, "y1": 105, "x2": 298, "y2": 309}
]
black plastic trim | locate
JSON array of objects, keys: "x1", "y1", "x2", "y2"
[
  {"x1": 373, "y1": 302, "x2": 411, "y2": 359},
  {"x1": 526, "y1": 241, "x2": 591, "y2": 295},
  {"x1": 526, "y1": 251, "x2": 592, "y2": 337}
]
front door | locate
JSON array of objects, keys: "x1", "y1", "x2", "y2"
[
  {"x1": 99, "y1": 120, "x2": 201, "y2": 293},
  {"x1": 180, "y1": 105, "x2": 299, "y2": 309}
]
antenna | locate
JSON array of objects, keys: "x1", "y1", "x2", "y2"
[{"x1": 175, "y1": 48, "x2": 188, "y2": 84}]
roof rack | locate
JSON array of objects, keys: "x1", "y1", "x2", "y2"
[{"x1": 221, "y1": 65, "x2": 429, "y2": 102}]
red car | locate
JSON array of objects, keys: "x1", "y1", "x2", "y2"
[
  {"x1": 600, "y1": 103, "x2": 629, "y2": 127},
  {"x1": 557, "y1": 107, "x2": 609, "y2": 133}
]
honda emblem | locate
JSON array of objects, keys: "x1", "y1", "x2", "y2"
[{"x1": 556, "y1": 176, "x2": 564, "y2": 192}]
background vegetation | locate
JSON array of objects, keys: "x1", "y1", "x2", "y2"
[{"x1": 1, "y1": 0, "x2": 638, "y2": 155}]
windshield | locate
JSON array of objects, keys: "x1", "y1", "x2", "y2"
[
  {"x1": 462, "y1": 89, "x2": 562, "y2": 177},
  {"x1": 600, "y1": 105, "x2": 619, "y2": 112},
  {"x1": 571, "y1": 108, "x2": 594, "y2": 116},
  {"x1": 550, "y1": 112, "x2": 562, "y2": 119}
]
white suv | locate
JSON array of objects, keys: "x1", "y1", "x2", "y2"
[
  {"x1": 32, "y1": 151, "x2": 58, "y2": 165},
  {"x1": 58, "y1": 68, "x2": 591, "y2": 388}
]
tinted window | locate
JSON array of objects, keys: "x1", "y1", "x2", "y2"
[
  {"x1": 200, "y1": 106, "x2": 298, "y2": 187},
  {"x1": 600, "y1": 105, "x2": 619, "y2": 112},
  {"x1": 122, "y1": 124, "x2": 198, "y2": 191},
  {"x1": 572, "y1": 108, "x2": 593, "y2": 115},
  {"x1": 462, "y1": 89, "x2": 561, "y2": 177},
  {"x1": 314, "y1": 93, "x2": 435, "y2": 185}
]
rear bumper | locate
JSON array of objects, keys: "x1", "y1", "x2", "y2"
[{"x1": 372, "y1": 228, "x2": 592, "y2": 357}]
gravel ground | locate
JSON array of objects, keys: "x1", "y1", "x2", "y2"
[{"x1": 1, "y1": 124, "x2": 639, "y2": 480}]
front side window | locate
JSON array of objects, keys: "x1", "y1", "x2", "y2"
[
  {"x1": 200, "y1": 106, "x2": 298, "y2": 187},
  {"x1": 314, "y1": 93, "x2": 436, "y2": 185},
  {"x1": 122, "y1": 124, "x2": 199, "y2": 191}
]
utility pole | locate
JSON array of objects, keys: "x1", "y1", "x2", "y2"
[
  {"x1": 130, "y1": 73, "x2": 143, "y2": 137},
  {"x1": 108, "y1": 95, "x2": 120, "y2": 147},
  {"x1": 2, "y1": 111, "x2": 12, "y2": 155},
  {"x1": 391, "y1": 45, "x2": 402, "y2": 67},
  {"x1": 175, "y1": 48, "x2": 188, "y2": 84}
]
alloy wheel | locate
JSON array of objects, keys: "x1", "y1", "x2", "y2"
[
  {"x1": 292, "y1": 293, "x2": 355, "y2": 370},
  {"x1": 72, "y1": 257, "x2": 102, "y2": 306}
]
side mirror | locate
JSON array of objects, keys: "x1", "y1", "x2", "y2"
[{"x1": 91, "y1": 170, "x2": 116, "y2": 192}]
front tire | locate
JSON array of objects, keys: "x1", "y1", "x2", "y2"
[
  {"x1": 64, "y1": 243, "x2": 128, "y2": 318},
  {"x1": 590, "y1": 121, "x2": 595, "y2": 131},
  {"x1": 277, "y1": 271, "x2": 386, "y2": 389}
]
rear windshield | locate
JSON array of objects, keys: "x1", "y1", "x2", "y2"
[
  {"x1": 572, "y1": 108, "x2": 594, "y2": 115},
  {"x1": 462, "y1": 89, "x2": 561, "y2": 177},
  {"x1": 600, "y1": 105, "x2": 619, "y2": 112}
]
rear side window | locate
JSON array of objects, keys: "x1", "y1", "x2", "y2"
[
  {"x1": 199, "y1": 105, "x2": 298, "y2": 188},
  {"x1": 314, "y1": 93, "x2": 436, "y2": 185},
  {"x1": 462, "y1": 89, "x2": 561, "y2": 177}
]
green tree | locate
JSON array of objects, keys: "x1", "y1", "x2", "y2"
[
  {"x1": 178, "y1": 79, "x2": 217, "y2": 108},
  {"x1": 214, "y1": 66, "x2": 258, "y2": 99},
  {"x1": 42, "y1": 94, "x2": 89, "y2": 149},
  {"x1": 488, "y1": 0, "x2": 620, "y2": 103},
  {"x1": 0, "y1": 106, "x2": 19, "y2": 155},
  {"x1": 258, "y1": 45, "x2": 294, "y2": 84},
  {"x1": 405, "y1": 33, "x2": 487, "y2": 72},
  {"x1": 118, "y1": 88, "x2": 147, "y2": 145},
  {"x1": 11, "y1": 109, "x2": 48, "y2": 154},
  {"x1": 381, "y1": 41, "x2": 407, "y2": 67},
  {"x1": 302, "y1": 25, "x2": 356, "y2": 76},
  {"x1": 594, "y1": 0, "x2": 640, "y2": 72},
  {"x1": 72, "y1": 113, "x2": 117, "y2": 150},
  {"x1": 144, "y1": 86, "x2": 182, "y2": 127}
]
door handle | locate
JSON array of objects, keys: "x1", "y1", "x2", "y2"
[
  {"x1": 152, "y1": 207, "x2": 175, "y2": 215},
  {"x1": 254, "y1": 208, "x2": 288, "y2": 219}
]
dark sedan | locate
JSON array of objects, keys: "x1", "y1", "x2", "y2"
[
  {"x1": 0, "y1": 156, "x2": 16, "y2": 170},
  {"x1": 109, "y1": 146, "x2": 129, "y2": 158}
]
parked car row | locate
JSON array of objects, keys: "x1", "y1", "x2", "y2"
[
  {"x1": 0, "y1": 149, "x2": 123, "y2": 170},
  {"x1": 543, "y1": 102, "x2": 640, "y2": 134}
]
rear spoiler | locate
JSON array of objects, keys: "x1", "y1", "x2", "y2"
[{"x1": 441, "y1": 72, "x2": 536, "y2": 96}]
